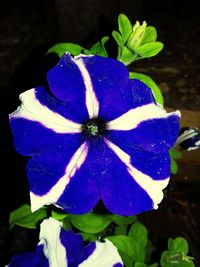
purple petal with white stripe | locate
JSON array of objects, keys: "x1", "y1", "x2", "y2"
[
  {"x1": 81, "y1": 56, "x2": 156, "y2": 120},
  {"x1": 28, "y1": 141, "x2": 92, "y2": 212},
  {"x1": 9, "y1": 87, "x2": 82, "y2": 156},
  {"x1": 56, "y1": 140, "x2": 104, "y2": 214},
  {"x1": 107, "y1": 104, "x2": 181, "y2": 153},
  {"x1": 47, "y1": 53, "x2": 90, "y2": 122},
  {"x1": 6, "y1": 217, "x2": 124, "y2": 267},
  {"x1": 101, "y1": 139, "x2": 170, "y2": 215}
]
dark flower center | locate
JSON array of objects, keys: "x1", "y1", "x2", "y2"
[{"x1": 82, "y1": 117, "x2": 107, "y2": 137}]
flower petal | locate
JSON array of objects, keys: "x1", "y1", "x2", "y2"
[
  {"x1": 74, "y1": 55, "x2": 99, "y2": 118},
  {"x1": 28, "y1": 140, "x2": 88, "y2": 212},
  {"x1": 99, "y1": 139, "x2": 170, "y2": 215},
  {"x1": 79, "y1": 55, "x2": 156, "y2": 120},
  {"x1": 39, "y1": 217, "x2": 67, "y2": 267},
  {"x1": 79, "y1": 239, "x2": 123, "y2": 267},
  {"x1": 47, "y1": 53, "x2": 91, "y2": 122},
  {"x1": 7, "y1": 218, "x2": 124, "y2": 267},
  {"x1": 56, "y1": 140, "x2": 106, "y2": 214},
  {"x1": 6, "y1": 245, "x2": 48, "y2": 267},
  {"x1": 9, "y1": 87, "x2": 82, "y2": 156},
  {"x1": 107, "y1": 106, "x2": 181, "y2": 153}
]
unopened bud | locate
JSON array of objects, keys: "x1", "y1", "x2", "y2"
[{"x1": 127, "y1": 21, "x2": 147, "y2": 50}]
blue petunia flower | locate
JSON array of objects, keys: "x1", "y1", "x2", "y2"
[
  {"x1": 6, "y1": 217, "x2": 123, "y2": 267},
  {"x1": 9, "y1": 53, "x2": 180, "y2": 215}
]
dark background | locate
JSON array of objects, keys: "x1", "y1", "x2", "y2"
[{"x1": 0, "y1": 0, "x2": 200, "y2": 266}]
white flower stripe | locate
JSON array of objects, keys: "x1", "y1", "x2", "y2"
[
  {"x1": 107, "y1": 103, "x2": 181, "y2": 131},
  {"x1": 74, "y1": 56, "x2": 99, "y2": 118},
  {"x1": 9, "y1": 88, "x2": 82, "y2": 133},
  {"x1": 30, "y1": 141, "x2": 89, "y2": 212},
  {"x1": 39, "y1": 218, "x2": 67, "y2": 267},
  {"x1": 79, "y1": 239, "x2": 123, "y2": 267},
  {"x1": 104, "y1": 138, "x2": 170, "y2": 209}
]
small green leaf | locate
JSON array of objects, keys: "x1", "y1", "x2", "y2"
[
  {"x1": 119, "y1": 250, "x2": 135, "y2": 267},
  {"x1": 168, "y1": 237, "x2": 189, "y2": 254},
  {"x1": 160, "y1": 251, "x2": 195, "y2": 267},
  {"x1": 9, "y1": 204, "x2": 47, "y2": 229},
  {"x1": 134, "y1": 41, "x2": 164, "y2": 58},
  {"x1": 107, "y1": 214, "x2": 137, "y2": 226},
  {"x1": 89, "y1": 36, "x2": 109, "y2": 57},
  {"x1": 62, "y1": 217, "x2": 72, "y2": 230},
  {"x1": 129, "y1": 72, "x2": 164, "y2": 106},
  {"x1": 128, "y1": 222, "x2": 148, "y2": 248},
  {"x1": 51, "y1": 210, "x2": 68, "y2": 221},
  {"x1": 112, "y1": 30, "x2": 124, "y2": 47},
  {"x1": 142, "y1": 26, "x2": 157, "y2": 44},
  {"x1": 118, "y1": 13, "x2": 133, "y2": 43},
  {"x1": 170, "y1": 158, "x2": 178, "y2": 174},
  {"x1": 47, "y1": 43, "x2": 85, "y2": 57},
  {"x1": 114, "y1": 225, "x2": 128, "y2": 235},
  {"x1": 80, "y1": 232, "x2": 98, "y2": 242},
  {"x1": 68, "y1": 212, "x2": 112, "y2": 234},
  {"x1": 107, "y1": 235, "x2": 145, "y2": 264},
  {"x1": 161, "y1": 237, "x2": 195, "y2": 267},
  {"x1": 169, "y1": 149, "x2": 182, "y2": 174},
  {"x1": 120, "y1": 47, "x2": 137, "y2": 65},
  {"x1": 170, "y1": 148, "x2": 182, "y2": 160}
]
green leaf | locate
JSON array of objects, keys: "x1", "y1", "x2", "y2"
[
  {"x1": 142, "y1": 26, "x2": 157, "y2": 44},
  {"x1": 170, "y1": 157, "x2": 178, "y2": 174},
  {"x1": 107, "y1": 214, "x2": 137, "y2": 226},
  {"x1": 68, "y1": 212, "x2": 112, "y2": 234},
  {"x1": 161, "y1": 237, "x2": 195, "y2": 267},
  {"x1": 9, "y1": 204, "x2": 47, "y2": 229},
  {"x1": 119, "y1": 250, "x2": 135, "y2": 267},
  {"x1": 128, "y1": 222, "x2": 148, "y2": 248},
  {"x1": 118, "y1": 13, "x2": 133, "y2": 43},
  {"x1": 62, "y1": 217, "x2": 72, "y2": 230},
  {"x1": 112, "y1": 30, "x2": 124, "y2": 47},
  {"x1": 160, "y1": 251, "x2": 195, "y2": 267},
  {"x1": 114, "y1": 225, "x2": 128, "y2": 235},
  {"x1": 89, "y1": 36, "x2": 109, "y2": 57},
  {"x1": 120, "y1": 47, "x2": 137, "y2": 65},
  {"x1": 170, "y1": 148, "x2": 182, "y2": 160},
  {"x1": 80, "y1": 232, "x2": 98, "y2": 242},
  {"x1": 168, "y1": 237, "x2": 189, "y2": 254},
  {"x1": 129, "y1": 72, "x2": 164, "y2": 106},
  {"x1": 134, "y1": 41, "x2": 164, "y2": 58},
  {"x1": 51, "y1": 210, "x2": 68, "y2": 221},
  {"x1": 169, "y1": 149, "x2": 182, "y2": 174},
  {"x1": 107, "y1": 235, "x2": 146, "y2": 264},
  {"x1": 46, "y1": 43, "x2": 85, "y2": 57}
]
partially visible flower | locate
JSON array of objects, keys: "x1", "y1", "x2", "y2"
[
  {"x1": 9, "y1": 53, "x2": 180, "y2": 215},
  {"x1": 176, "y1": 127, "x2": 200, "y2": 151},
  {"x1": 6, "y1": 217, "x2": 123, "y2": 267},
  {"x1": 127, "y1": 21, "x2": 147, "y2": 50}
]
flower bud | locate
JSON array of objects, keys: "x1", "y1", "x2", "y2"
[{"x1": 127, "y1": 21, "x2": 147, "y2": 50}]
